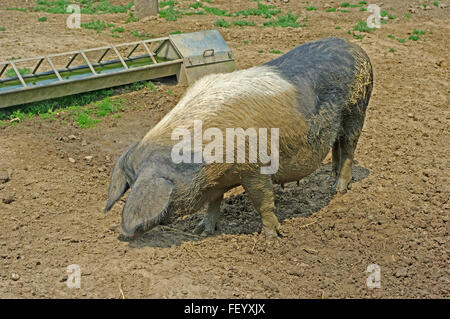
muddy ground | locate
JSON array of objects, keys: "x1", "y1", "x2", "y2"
[{"x1": 0, "y1": 0, "x2": 449, "y2": 298}]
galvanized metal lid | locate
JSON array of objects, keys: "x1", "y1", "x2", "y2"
[{"x1": 168, "y1": 30, "x2": 234, "y2": 67}]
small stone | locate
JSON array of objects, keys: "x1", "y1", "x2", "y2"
[
  {"x1": 68, "y1": 135, "x2": 77, "y2": 140},
  {"x1": 84, "y1": 156, "x2": 93, "y2": 161},
  {"x1": 0, "y1": 172, "x2": 9, "y2": 184},
  {"x1": 68, "y1": 158, "x2": 76, "y2": 163},
  {"x1": 2, "y1": 194, "x2": 15, "y2": 204},
  {"x1": 81, "y1": 139, "x2": 87, "y2": 146},
  {"x1": 98, "y1": 166, "x2": 106, "y2": 173},
  {"x1": 394, "y1": 267, "x2": 408, "y2": 278},
  {"x1": 10, "y1": 273, "x2": 20, "y2": 281}
]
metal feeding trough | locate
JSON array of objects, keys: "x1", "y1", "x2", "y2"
[{"x1": 0, "y1": 30, "x2": 235, "y2": 109}]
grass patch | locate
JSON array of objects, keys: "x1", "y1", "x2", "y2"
[
  {"x1": 235, "y1": 3, "x2": 281, "y2": 18},
  {"x1": 38, "y1": 16, "x2": 48, "y2": 22},
  {"x1": 0, "y1": 27, "x2": 5, "y2": 31},
  {"x1": 111, "y1": 27, "x2": 125, "y2": 33},
  {"x1": 269, "y1": 49, "x2": 283, "y2": 54},
  {"x1": 75, "y1": 111, "x2": 100, "y2": 128},
  {"x1": 125, "y1": 12, "x2": 139, "y2": 23},
  {"x1": 0, "y1": 80, "x2": 158, "y2": 126},
  {"x1": 306, "y1": 6, "x2": 317, "y2": 11},
  {"x1": 130, "y1": 30, "x2": 153, "y2": 39},
  {"x1": 397, "y1": 38, "x2": 406, "y2": 43},
  {"x1": 413, "y1": 29, "x2": 426, "y2": 35},
  {"x1": 6, "y1": 7, "x2": 27, "y2": 12},
  {"x1": 81, "y1": 20, "x2": 110, "y2": 33},
  {"x1": 6, "y1": 68, "x2": 31, "y2": 78},
  {"x1": 263, "y1": 12, "x2": 302, "y2": 28},
  {"x1": 433, "y1": 1, "x2": 439, "y2": 6},
  {"x1": 232, "y1": 20, "x2": 256, "y2": 26},
  {"x1": 381, "y1": 10, "x2": 395, "y2": 19},
  {"x1": 33, "y1": 0, "x2": 133, "y2": 15},
  {"x1": 170, "y1": 30, "x2": 182, "y2": 35},
  {"x1": 389, "y1": 48, "x2": 395, "y2": 53},
  {"x1": 408, "y1": 35, "x2": 420, "y2": 41},
  {"x1": 353, "y1": 20, "x2": 375, "y2": 32},
  {"x1": 404, "y1": 13, "x2": 411, "y2": 18},
  {"x1": 214, "y1": 18, "x2": 231, "y2": 28},
  {"x1": 340, "y1": 9, "x2": 350, "y2": 12},
  {"x1": 326, "y1": 8, "x2": 337, "y2": 12}
]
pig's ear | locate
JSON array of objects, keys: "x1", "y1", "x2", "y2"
[
  {"x1": 120, "y1": 176, "x2": 173, "y2": 237},
  {"x1": 104, "y1": 152, "x2": 130, "y2": 212}
]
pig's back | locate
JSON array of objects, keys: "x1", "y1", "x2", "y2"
[{"x1": 264, "y1": 38, "x2": 369, "y2": 118}]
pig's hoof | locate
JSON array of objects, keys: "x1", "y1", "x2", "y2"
[
  {"x1": 262, "y1": 223, "x2": 281, "y2": 238},
  {"x1": 193, "y1": 219, "x2": 217, "y2": 236},
  {"x1": 333, "y1": 178, "x2": 352, "y2": 194}
]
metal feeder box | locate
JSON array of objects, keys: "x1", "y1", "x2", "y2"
[
  {"x1": 0, "y1": 30, "x2": 235, "y2": 109},
  {"x1": 158, "y1": 30, "x2": 235, "y2": 85}
]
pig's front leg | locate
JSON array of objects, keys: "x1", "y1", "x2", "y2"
[
  {"x1": 242, "y1": 175, "x2": 281, "y2": 237},
  {"x1": 194, "y1": 194, "x2": 223, "y2": 236}
]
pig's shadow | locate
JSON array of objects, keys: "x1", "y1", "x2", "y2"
[{"x1": 126, "y1": 162, "x2": 369, "y2": 248}]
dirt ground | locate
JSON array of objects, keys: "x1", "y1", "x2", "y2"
[{"x1": 0, "y1": 0, "x2": 449, "y2": 298}]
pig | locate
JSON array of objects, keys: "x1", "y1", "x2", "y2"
[{"x1": 104, "y1": 38, "x2": 373, "y2": 239}]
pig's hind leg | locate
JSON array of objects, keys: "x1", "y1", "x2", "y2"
[
  {"x1": 194, "y1": 195, "x2": 223, "y2": 236},
  {"x1": 242, "y1": 175, "x2": 281, "y2": 237},
  {"x1": 333, "y1": 96, "x2": 370, "y2": 193}
]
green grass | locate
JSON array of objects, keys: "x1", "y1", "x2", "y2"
[
  {"x1": 75, "y1": 111, "x2": 99, "y2": 128},
  {"x1": 6, "y1": 7, "x2": 27, "y2": 12},
  {"x1": 306, "y1": 6, "x2": 317, "y2": 11},
  {"x1": 404, "y1": 13, "x2": 411, "y2": 18},
  {"x1": 235, "y1": 3, "x2": 281, "y2": 18},
  {"x1": 232, "y1": 20, "x2": 256, "y2": 26},
  {"x1": 335, "y1": 26, "x2": 341, "y2": 29},
  {"x1": 125, "y1": 12, "x2": 139, "y2": 23},
  {"x1": 340, "y1": 9, "x2": 349, "y2": 12},
  {"x1": 353, "y1": 20, "x2": 375, "y2": 32},
  {"x1": 387, "y1": 34, "x2": 395, "y2": 39},
  {"x1": 389, "y1": 48, "x2": 395, "y2": 53},
  {"x1": 6, "y1": 68, "x2": 31, "y2": 78},
  {"x1": 257, "y1": 50, "x2": 264, "y2": 53},
  {"x1": 413, "y1": 29, "x2": 426, "y2": 35},
  {"x1": 95, "y1": 97, "x2": 124, "y2": 117},
  {"x1": 0, "y1": 80, "x2": 158, "y2": 126},
  {"x1": 433, "y1": 1, "x2": 439, "y2": 6},
  {"x1": 33, "y1": 0, "x2": 133, "y2": 15},
  {"x1": 130, "y1": 30, "x2": 153, "y2": 39},
  {"x1": 397, "y1": 38, "x2": 406, "y2": 43},
  {"x1": 326, "y1": 8, "x2": 337, "y2": 12},
  {"x1": 340, "y1": 2, "x2": 351, "y2": 7},
  {"x1": 203, "y1": 6, "x2": 232, "y2": 17},
  {"x1": 381, "y1": 10, "x2": 395, "y2": 19},
  {"x1": 111, "y1": 27, "x2": 125, "y2": 33},
  {"x1": 159, "y1": 6, "x2": 185, "y2": 21},
  {"x1": 263, "y1": 12, "x2": 302, "y2": 28},
  {"x1": 269, "y1": 50, "x2": 283, "y2": 54},
  {"x1": 81, "y1": 20, "x2": 110, "y2": 33},
  {"x1": 214, "y1": 18, "x2": 231, "y2": 28},
  {"x1": 38, "y1": 16, "x2": 48, "y2": 22},
  {"x1": 169, "y1": 30, "x2": 182, "y2": 35},
  {"x1": 0, "y1": 27, "x2": 5, "y2": 31},
  {"x1": 408, "y1": 35, "x2": 420, "y2": 41}
]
